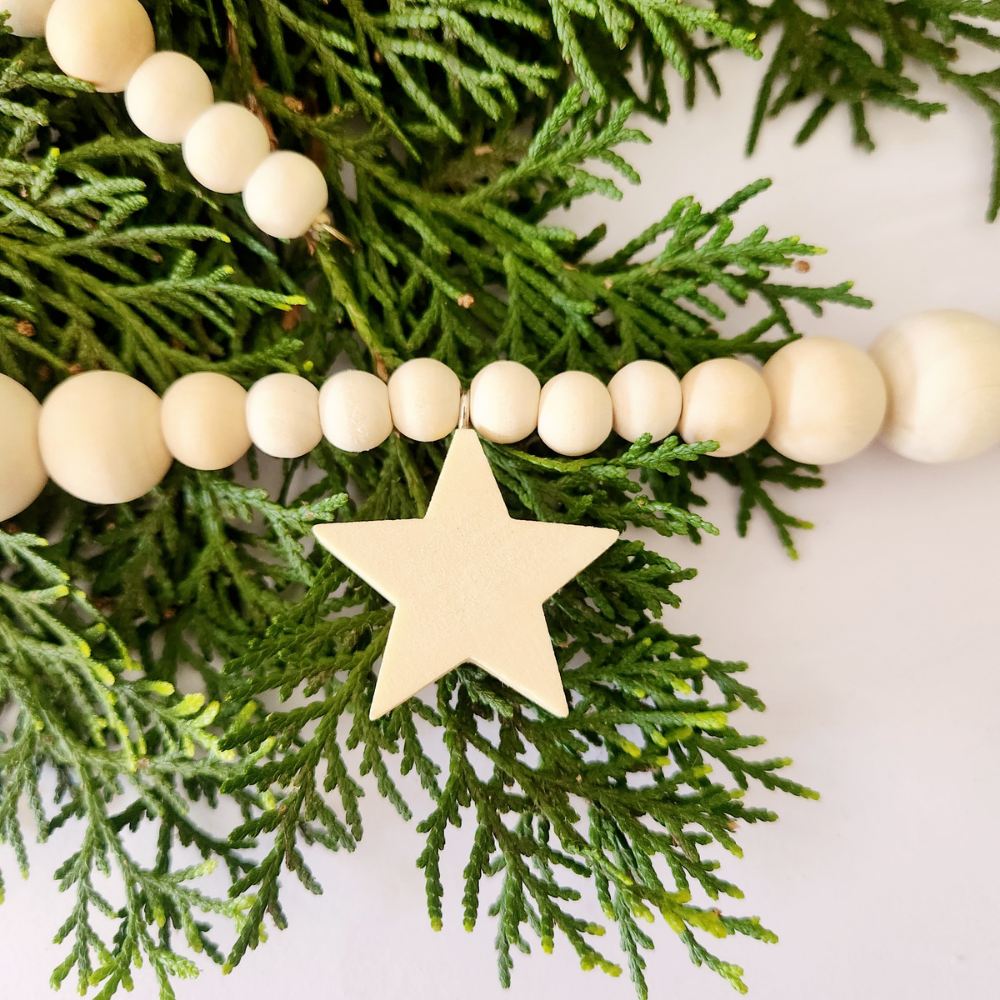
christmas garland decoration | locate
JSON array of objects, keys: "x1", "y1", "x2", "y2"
[{"x1": 2, "y1": 2, "x2": 1000, "y2": 999}]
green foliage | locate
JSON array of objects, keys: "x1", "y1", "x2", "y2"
[
  {"x1": 8, "y1": 0, "x2": 975, "y2": 996},
  {"x1": 716, "y1": 0, "x2": 1000, "y2": 219}
]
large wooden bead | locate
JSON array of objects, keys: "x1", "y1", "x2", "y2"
[
  {"x1": 469, "y1": 361, "x2": 540, "y2": 444},
  {"x1": 182, "y1": 103, "x2": 270, "y2": 194},
  {"x1": 537, "y1": 371, "x2": 613, "y2": 456},
  {"x1": 319, "y1": 370, "x2": 392, "y2": 453},
  {"x1": 38, "y1": 371, "x2": 172, "y2": 504},
  {"x1": 5, "y1": 0, "x2": 55, "y2": 36},
  {"x1": 608, "y1": 359, "x2": 681, "y2": 443},
  {"x1": 243, "y1": 152, "x2": 328, "y2": 240},
  {"x1": 678, "y1": 358, "x2": 772, "y2": 457},
  {"x1": 869, "y1": 310, "x2": 1000, "y2": 463},
  {"x1": 246, "y1": 373, "x2": 322, "y2": 458},
  {"x1": 763, "y1": 337, "x2": 886, "y2": 465},
  {"x1": 161, "y1": 372, "x2": 250, "y2": 471},
  {"x1": 46, "y1": 0, "x2": 154, "y2": 94},
  {"x1": 125, "y1": 52, "x2": 214, "y2": 144},
  {"x1": 0, "y1": 375, "x2": 47, "y2": 521},
  {"x1": 388, "y1": 358, "x2": 461, "y2": 442}
]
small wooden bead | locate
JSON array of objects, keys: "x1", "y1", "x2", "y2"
[
  {"x1": 537, "y1": 371, "x2": 613, "y2": 456},
  {"x1": 763, "y1": 336, "x2": 886, "y2": 465},
  {"x1": 608, "y1": 359, "x2": 681, "y2": 443},
  {"x1": 246, "y1": 373, "x2": 322, "y2": 458},
  {"x1": 125, "y1": 52, "x2": 214, "y2": 144},
  {"x1": 161, "y1": 372, "x2": 250, "y2": 471},
  {"x1": 182, "y1": 103, "x2": 271, "y2": 194},
  {"x1": 469, "y1": 361, "x2": 540, "y2": 444},
  {"x1": 46, "y1": 0, "x2": 154, "y2": 94},
  {"x1": 0, "y1": 374, "x2": 47, "y2": 521},
  {"x1": 243, "y1": 152, "x2": 329, "y2": 240},
  {"x1": 870, "y1": 310, "x2": 1000, "y2": 463},
  {"x1": 678, "y1": 358, "x2": 772, "y2": 458},
  {"x1": 388, "y1": 358, "x2": 461, "y2": 442},
  {"x1": 38, "y1": 371, "x2": 172, "y2": 504},
  {"x1": 319, "y1": 370, "x2": 392, "y2": 453},
  {"x1": 5, "y1": 0, "x2": 55, "y2": 36}
]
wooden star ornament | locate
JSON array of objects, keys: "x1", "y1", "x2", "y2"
[{"x1": 313, "y1": 430, "x2": 619, "y2": 720}]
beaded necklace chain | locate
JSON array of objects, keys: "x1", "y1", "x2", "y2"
[{"x1": 3, "y1": 308, "x2": 1000, "y2": 523}]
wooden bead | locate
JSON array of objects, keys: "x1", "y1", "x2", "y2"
[
  {"x1": 125, "y1": 52, "x2": 214, "y2": 144},
  {"x1": 678, "y1": 358, "x2": 772, "y2": 458},
  {"x1": 246, "y1": 373, "x2": 322, "y2": 458},
  {"x1": 469, "y1": 361, "x2": 540, "y2": 444},
  {"x1": 182, "y1": 103, "x2": 270, "y2": 194},
  {"x1": 537, "y1": 370, "x2": 613, "y2": 456},
  {"x1": 45, "y1": 0, "x2": 154, "y2": 94},
  {"x1": 763, "y1": 336, "x2": 886, "y2": 465},
  {"x1": 388, "y1": 358, "x2": 461, "y2": 442},
  {"x1": 0, "y1": 374, "x2": 47, "y2": 521},
  {"x1": 319, "y1": 370, "x2": 392, "y2": 453},
  {"x1": 5, "y1": 0, "x2": 55, "y2": 36},
  {"x1": 38, "y1": 371, "x2": 171, "y2": 504},
  {"x1": 243, "y1": 151, "x2": 328, "y2": 239},
  {"x1": 161, "y1": 372, "x2": 250, "y2": 471},
  {"x1": 608, "y1": 359, "x2": 681, "y2": 443},
  {"x1": 869, "y1": 309, "x2": 1000, "y2": 463}
]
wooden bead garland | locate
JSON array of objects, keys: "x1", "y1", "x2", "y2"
[
  {"x1": 0, "y1": 374, "x2": 48, "y2": 522},
  {"x1": 320, "y1": 370, "x2": 393, "y2": 453},
  {"x1": 5, "y1": 311, "x2": 1000, "y2": 520},
  {"x1": 870, "y1": 310, "x2": 1000, "y2": 463},
  {"x1": 538, "y1": 370, "x2": 613, "y2": 456},
  {"x1": 125, "y1": 51, "x2": 215, "y2": 144},
  {"x1": 38, "y1": 371, "x2": 172, "y2": 505},
  {"x1": 608, "y1": 359, "x2": 682, "y2": 443},
  {"x1": 469, "y1": 361, "x2": 540, "y2": 445},
  {"x1": 763, "y1": 336, "x2": 887, "y2": 465},
  {"x1": 245, "y1": 373, "x2": 323, "y2": 459},
  {"x1": 45, "y1": 0, "x2": 154, "y2": 94},
  {"x1": 28, "y1": 0, "x2": 332, "y2": 242},
  {"x1": 678, "y1": 358, "x2": 772, "y2": 458},
  {"x1": 161, "y1": 373, "x2": 251, "y2": 471}
]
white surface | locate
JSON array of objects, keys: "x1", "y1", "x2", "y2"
[{"x1": 4, "y1": 45, "x2": 1000, "y2": 1000}]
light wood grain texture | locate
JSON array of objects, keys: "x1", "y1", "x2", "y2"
[{"x1": 313, "y1": 430, "x2": 618, "y2": 719}]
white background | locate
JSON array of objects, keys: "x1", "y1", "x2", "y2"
[{"x1": 3, "y1": 43, "x2": 1000, "y2": 1000}]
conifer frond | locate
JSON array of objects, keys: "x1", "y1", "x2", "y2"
[{"x1": 718, "y1": 0, "x2": 1000, "y2": 219}]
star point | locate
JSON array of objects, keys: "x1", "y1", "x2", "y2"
[{"x1": 313, "y1": 429, "x2": 618, "y2": 719}]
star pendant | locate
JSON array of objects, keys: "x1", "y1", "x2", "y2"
[{"x1": 313, "y1": 429, "x2": 619, "y2": 720}]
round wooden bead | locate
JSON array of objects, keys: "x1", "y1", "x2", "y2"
[
  {"x1": 5, "y1": 0, "x2": 55, "y2": 36},
  {"x1": 763, "y1": 336, "x2": 886, "y2": 465},
  {"x1": 469, "y1": 361, "x2": 540, "y2": 444},
  {"x1": 243, "y1": 151, "x2": 329, "y2": 240},
  {"x1": 182, "y1": 103, "x2": 270, "y2": 194},
  {"x1": 607, "y1": 359, "x2": 681, "y2": 443},
  {"x1": 246, "y1": 373, "x2": 322, "y2": 458},
  {"x1": 869, "y1": 309, "x2": 1000, "y2": 463},
  {"x1": 125, "y1": 52, "x2": 214, "y2": 144},
  {"x1": 537, "y1": 371, "x2": 613, "y2": 456},
  {"x1": 387, "y1": 358, "x2": 461, "y2": 442},
  {"x1": 46, "y1": 0, "x2": 154, "y2": 94},
  {"x1": 160, "y1": 372, "x2": 250, "y2": 471},
  {"x1": 0, "y1": 374, "x2": 47, "y2": 521},
  {"x1": 319, "y1": 370, "x2": 392, "y2": 453},
  {"x1": 38, "y1": 371, "x2": 172, "y2": 504},
  {"x1": 678, "y1": 358, "x2": 772, "y2": 458}
]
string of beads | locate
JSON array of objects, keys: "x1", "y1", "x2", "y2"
[
  {"x1": 3, "y1": 310, "x2": 1000, "y2": 522},
  {"x1": 7, "y1": 0, "x2": 330, "y2": 240}
]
